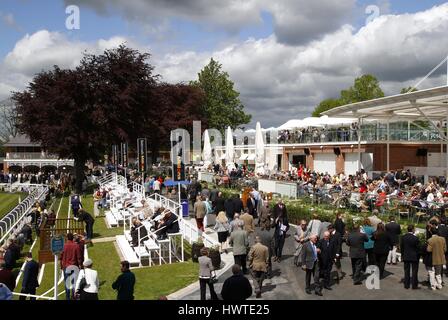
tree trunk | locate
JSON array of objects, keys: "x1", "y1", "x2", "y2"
[{"x1": 74, "y1": 157, "x2": 85, "y2": 194}]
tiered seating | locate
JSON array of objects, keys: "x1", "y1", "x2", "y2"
[{"x1": 116, "y1": 235, "x2": 140, "y2": 266}]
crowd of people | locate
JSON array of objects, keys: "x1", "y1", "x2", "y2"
[{"x1": 277, "y1": 124, "x2": 359, "y2": 144}]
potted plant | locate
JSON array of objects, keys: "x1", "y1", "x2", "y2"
[
  {"x1": 208, "y1": 245, "x2": 222, "y2": 270},
  {"x1": 191, "y1": 237, "x2": 204, "y2": 263}
]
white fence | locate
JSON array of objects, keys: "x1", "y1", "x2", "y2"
[
  {"x1": 179, "y1": 218, "x2": 218, "y2": 248},
  {"x1": 0, "y1": 186, "x2": 48, "y2": 245},
  {"x1": 258, "y1": 179, "x2": 298, "y2": 198}
]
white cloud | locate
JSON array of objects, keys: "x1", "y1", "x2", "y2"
[{"x1": 2, "y1": 3, "x2": 448, "y2": 128}]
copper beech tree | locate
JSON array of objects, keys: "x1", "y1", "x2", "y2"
[{"x1": 13, "y1": 45, "x2": 205, "y2": 193}]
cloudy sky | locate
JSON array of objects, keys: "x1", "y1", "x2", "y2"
[{"x1": 1, "y1": 0, "x2": 448, "y2": 128}]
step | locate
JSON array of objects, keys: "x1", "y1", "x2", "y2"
[
  {"x1": 144, "y1": 238, "x2": 160, "y2": 250},
  {"x1": 115, "y1": 235, "x2": 140, "y2": 265},
  {"x1": 105, "y1": 212, "x2": 118, "y2": 227}
]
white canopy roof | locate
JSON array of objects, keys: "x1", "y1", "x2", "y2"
[
  {"x1": 277, "y1": 116, "x2": 357, "y2": 130},
  {"x1": 322, "y1": 85, "x2": 448, "y2": 121}
]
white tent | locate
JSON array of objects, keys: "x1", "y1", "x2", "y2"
[
  {"x1": 317, "y1": 115, "x2": 357, "y2": 126},
  {"x1": 214, "y1": 148, "x2": 220, "y2": 165},
  {"x1": 202, "y1": 129, "x2": 212, "y2": 168},
  {"x1": 277, "y1": 119, "x2": 304, "y2": 130},
  {"x1": 255, "y1": 122, "x2": 265, "y2": 175},
  {"x1": 225, "y1": 126, "x2": 236, "y2": 171}
]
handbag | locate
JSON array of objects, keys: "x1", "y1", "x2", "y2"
[
  {"x1": 77, "y1": 270, "x2": 87, "y2": 294},
  {"x1": 210, "y1": 271, "x2": 218, "y2": 284}
]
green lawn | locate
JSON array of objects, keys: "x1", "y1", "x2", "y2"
[
  {"x1": 81, "y1": 194, "x2": 123, "y2": 239},
  {"x1": 88, "y1": 241, "x2": 199, "y2": 300},
  {"x1": 0, "y1": 192, "x2": 27, "y2": 219}
]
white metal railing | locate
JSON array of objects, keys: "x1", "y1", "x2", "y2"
[
  {"x1": 128, "y1": 181, "x2": 144, "y2": 198},
  {"x1": 0, "y1": 186, "x2": 48, "y2": 245},
  {"x1": 179, "y1": 218, "x2": 217, "y2": 248},
  {"x1": 148, "y1": 193, "x2": 181, "y2": 216},
  {"x1": 0, "y1": 183, "x2": 47, "y2": 193},
  {"x1": 97, "y1": 172, "x2": 116, "y2": 186}
]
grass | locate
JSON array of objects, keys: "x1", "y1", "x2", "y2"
[
  {"x1": 0, "y1": 192, "x2": 27, "y2": 219},
  {"x1": 88, "y1": 241, "x2": 199, "y2": 300},
  {"x1": 80, "y1": 194, "x2": 123, "y2": 238}
]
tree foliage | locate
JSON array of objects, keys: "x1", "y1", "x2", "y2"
[
  {"x1": 312, "y1": 98, "x2": 342, "y2": 117},
  {"x1": 0, "y1": 98, "x2": 19, "y2": 143},
  {"x1": 400, "y1": 87, "x2": 418, "y2": 94},
  {"x1": 191, "y1": 58, "x2": 251, "y2": 132},
  {"x1": 13, "y1": 45, "x2": 205, "y2": 192},
  {"x1": 312, "y1": 74, "x2": 384, "y2": 116}
]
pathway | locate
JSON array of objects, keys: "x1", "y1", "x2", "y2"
[{"x1": 179, "y1": 226, "x2": 448, "y2": 300}]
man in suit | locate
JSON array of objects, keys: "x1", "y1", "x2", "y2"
[
  {"x1": 400, "y1": 225, "x2": 420, "y2": 289},
  {"x1": 77, "y1": 209, "x2": 95, "y2": 241},
  {"x1": 258, "y1": 200, "x2": 271, "y2": 230},
  {"x1": 224, "y1": 197, "x2": 235, "y2": 221},
  {"x1": 301, "y1": 235, "x2": 322, "y2": 295},
  {"x1": 317, "y1": 231, "x2": 337, "y2": 290},
  {"x1": 71, "y1": 195, "x2": 81, "y2": 218},
  {"x1": 346, "y1": 225, "x2": 369, "y2": 285},
  {"x1": 112, "y1": 261, "x2": 136, "y2": 300},
  {"x1": 229, "y1": 223, "x2": 249, "y2": 274},
  {"x1": 248, "y1": 236, "x2": 269, "y2": 298},
  {"x1": 221, "y1": 264, "x2": 252, "y2": 300},
  {"x1": 233, "y1": 195, "x2": 244, "y2": 215},
  {"x1": 258, "y1": 227, "x2": 274, "y2": 277},
  {"x1": 427, "y1": 228, "x2": 447, "y2": 290},
  {"x1": 194, "y1": 196, "x2": 206, "y2": 232},
  {"x1": 385, "y1": 216, "x2": 401, "y2": 265},
  {"x1": 20, "y1": 252, "x2": 40, "y2": 300},
  {"x1": 328, "y1": 224, "x2": 344, "y2": 282},
  {"x1": 214, "y1": 192, "x2": 226, "y2": 215},
  {"x1": 437, "y1": 217, "x2": 448, "y2": 276},
  {"x1": 240, "y1": 209, "x2": 255, "y2": 238},
  {"x1": 246, "y1": 194, "x2": 257, "y2": 219},
  {"x1": 272, "y1": 199, "x2": 287, "y2": 221}
]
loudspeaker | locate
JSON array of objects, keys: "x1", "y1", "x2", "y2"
[
  {"x1": 333, "y1": 147, "x2": 341, "y2": 156},
  {"x1": 416, "y1": 148, "x2": 427, "y2": 156},
  {"x1": 304, "y1": 148, "x2": 310, "y2": 156}
]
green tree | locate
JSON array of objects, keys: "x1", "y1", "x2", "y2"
[
  {"x1": 312, "y1": 74, "x2": 384, "y2": 116},
  {"x1": 400, "y1": 87, "x2": 418, "y2": 94},
  {"x1": 191, "y1": 58, "x2": 251, "y2": 131},
  {"x1": 312, "y1": 98, "x2": 342, "y2": 117},
  {"x1": 340, "y1": 74, "x2": 384, "y2": 104}
]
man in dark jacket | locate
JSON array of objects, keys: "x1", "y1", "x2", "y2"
[
  {"x1": 156, "y1": 211, "x2": 179, "y2": 240},
  {"x1": 214, "y1": 192, "x2": 226, "y2": 214},
  {"x1": 112, "y1": 261, "x2": 136, "y2": 300},
  {"x1": 20, "y1": 252, "x2": 40, "y2": 300},
  {"x1": 437, "y1": 217, "x2": 448, "y2": 276},
  {"x1": 233, "y1": 195, "x2": 244, "y2": 214},
  {"x1": 272, "y1": 199, "x2": 287, "y2": 221},
  {"x1": 71, "y1": 195, "x2": 81, "y2": 218},
  {"x1": 221, "y1": 264, "x2": 252, "y2": 300},
  {"x1": 346, "y1": 225, "x2": 369, "y2": 285},
  {"x1": 130, "y1": 219, "x2": 148, "y2": 246},
  {"x1": 77, "y1": 209, "x2": 95, "y2": 240},
  {"x1": 4, "y1": 239, "x2": 20, "y2": 270},
  {"x1": 385, "y1": 216, "x2": 401, "y2": 264},
  {"x1": 224, "y1": 198, "x2": 234, "y2": 221},
  {"x1": 317, "y1": 231, "x2": 337, "y2": 290},
  {"x1": 328, "y1": 224, "x2": 344, "y2": 282},
  {"x1": 400, "y1": 225, "x2": 420, "y2": 289}
]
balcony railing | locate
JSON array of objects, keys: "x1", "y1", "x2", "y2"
[
  {"x1": 275, "y1": 128, "x2": 443, "y2": 144},
  {"x1": 6, "y1": 152, "x2": 60, "y2": 160}
]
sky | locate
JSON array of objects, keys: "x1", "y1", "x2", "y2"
[{"x1": 1, "y1": 0, "x2": 448, "y2": 128}]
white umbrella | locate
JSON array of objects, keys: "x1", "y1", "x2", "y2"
[
  {"x1": 225, "y1": 126, "x2": 235, "y2": 171},
  {"x1": 255, "y1": 122, "x2": 265, "y2": 175},
  {"x1": 202, "y1": 129, "x2": 212, "y2": 168}
]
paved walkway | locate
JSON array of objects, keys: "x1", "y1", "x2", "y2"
[{"x1": 180, "y1": 226, "x2": 448, "y2": 300}]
